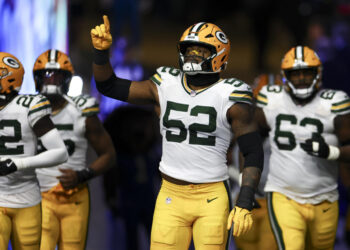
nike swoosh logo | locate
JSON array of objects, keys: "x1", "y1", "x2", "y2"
[
  {"x1": 207, "y1": 197, "x2": 218, "y2": 203},
  {"x1": 6, "y1": 162, "x2": 12, "y2": 167}
]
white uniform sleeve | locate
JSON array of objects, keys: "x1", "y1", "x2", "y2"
[
  {"x1": 228, "y1": 80, "x2": 253, "y2": 106},
  {"x1": 27, "y1": 94, "x2": 52, "y2": 127},
  {"x1": 256, "y1": 85, "x2": 269, "y2": 108},
  {"x1": 330, "y1": 90, "x2": 350, "y2": 115},
  {"x1": 68, "y1": 94, "x2": 100, "y2": 117},
  {"x1": 11, "y1": 129, "x2": 68, "y2": 170}
]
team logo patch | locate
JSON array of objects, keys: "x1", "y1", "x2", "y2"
[
  {"x1": 215, "y1": 31, "x2": 228, "y2": 44},
  {"x1": 3, "y1": 56, "x2": 20, "y2": 69},
  {"x1": 165, "y1": 197, "x2": 172, "y2": 204}
]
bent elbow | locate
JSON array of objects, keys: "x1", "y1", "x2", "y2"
[{"x1": 57, "y1": 147, "x2": 69, "y2": 165}]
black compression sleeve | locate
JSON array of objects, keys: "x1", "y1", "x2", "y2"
[
  {"x1": 93, "y1": 48, "x2": 110, "y2": 65},
  {"x1": 95, "y1": 74, "x2": 131, "y2": 102},
  {"x1": 236, "y1": 186, "x2": 255, "y2": 211},
  {"x1": 237, "y1": 131, "x2": 264, "y2": 171}
]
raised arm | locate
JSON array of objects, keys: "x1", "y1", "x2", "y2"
[
  {"x1": 91, "y1": 15, "x2": 158, "y2": 105},
  {"x1": 226, "y1": 103, "x2": 264, "y2": 237}
]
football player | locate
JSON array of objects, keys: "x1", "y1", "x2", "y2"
[
  {"x1": 0, "y1": 52, "x2": 68, "y2": 250},
  {"x1": 91, "y1": 16, "x2": 264, "y2": 250},
  {"x1": 255, "y1": 46, "x2": 350, "y2": 249},
  {"x1": 233, "y1": 74, "x2": 281, "y2": 250},
  {"x1": 33, "y1": 49, "x2": 116, "y2": 250}
]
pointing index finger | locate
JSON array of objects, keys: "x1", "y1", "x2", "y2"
[{"x1": 103, "y1": 15, "x2": 110, "y2": 33}]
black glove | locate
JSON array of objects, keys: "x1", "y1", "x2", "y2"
[
  {"x1": 300, "y1": 133, "x2": 330, "y2": 158},
  {"x1": 0, "y1": 159, "x2": 18, "y2": 176}
]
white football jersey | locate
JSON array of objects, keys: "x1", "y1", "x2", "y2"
[
  {"x1": 0, "y1": 94, "x2": 51, "y2": 207},
  {"x1": 150, "y1": 67, "x2": 253, "y2": 183},
  {"x1": 35, "y1": 95, "x2": 99, "y2": 192},
  {"x1": 257, "y1": 86, "x2": 350, "y2": 203}
]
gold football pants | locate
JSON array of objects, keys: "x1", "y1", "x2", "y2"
[
  {"x1": 150, "y1": 178, "x2": 232, "y2": 250},
  {"x1": 0, "y1": 203, "x2": 41, "y2": 250},
  {"x1": 40, "y1": 184, "x2": 90, "y2": 250},
  {"x1": 234, "y1": 197, "x2": 277, "y2": 250},
  {"x1": 267, "y1": 192, "x2": 338, "y2": 250}
]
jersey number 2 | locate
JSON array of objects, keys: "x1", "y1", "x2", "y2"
[{"x1": 0, "y1": 120, "x2": 24, "y2": 155}]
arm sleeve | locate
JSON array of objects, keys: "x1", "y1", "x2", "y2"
[
  {"x1": 12, "y1": 129, "x2": 68, "y2": 170},
  {"x1": 95, "y1": 74, "x2": 131, "y2": 101}
]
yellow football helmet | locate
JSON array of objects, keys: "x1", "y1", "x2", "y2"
[
  {"x1": 0, "y1": 52, "x2": 24, "y2": 96},
  {"x1": 281, "y1": 46, "x2": 322, "y2": 99},
  {"x1": 178, "y1": 22, "x2": 230, "y2": 74},
  {"x1": 33, "y1": 49, "x2": 74, "y2": 95}
]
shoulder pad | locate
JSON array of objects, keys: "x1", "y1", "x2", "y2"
[
  {"x1": 319, "y1": 89, "x2": 350, "y2": 114},
  {"x1": 256, "y1": 85, "x2": 283, "y2": 107},
  {"x1": 224, "y1": 78, "x2": 253, "y2": 105},
  {"x1": 150, "y1": 66, "x2": 181, "y2": 86},
  {"x1": 23, "y1": 94, "x2": 52, "y2": 127},
  {"x1": 68, "y1": 94, "x2": 100, "y2": 116},
  {"x1": 26, "y1": 94, "x2": 51, "y2": 114}
]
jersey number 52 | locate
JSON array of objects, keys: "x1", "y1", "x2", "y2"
[{"x1": 163, "y1": 101, "x2": 217, "y2": 146}]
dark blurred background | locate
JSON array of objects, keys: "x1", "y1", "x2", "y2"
[
  {"x1": 69, "y1": 0, "x2": 350, "y2": 92},
  {"x1": 1, "y1": 0, "x2": 350, "y2": 249}
]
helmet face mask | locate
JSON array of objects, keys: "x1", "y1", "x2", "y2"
[
  {"x1": 34, "y1": 69, "x2": 71, "y2": 95},
  {"x1": 281, "y1": 46, "x2": 322, "y2": 100},
  {"x1": 0, "y1": 52, "x2": 24, "y2": 98},
  {"x1": 181, "y1": 44, "x2": 213, "y2": 75},
  {"x1": 33, "y1": 49, "x2": 74, "y2": 96},
  {"x1": 178, "y1": 22, "x2": 230, "y2": 74}
]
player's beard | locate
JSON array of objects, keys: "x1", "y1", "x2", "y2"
[
  {"x1": 46, "y1": 94, "x2": 65, "y2": 106},
  {"x1": 186, "y1": 72, "x2": 220, "y2": 87}
]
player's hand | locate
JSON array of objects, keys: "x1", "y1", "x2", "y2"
[
  {"x1": 0, "y1": 159, "x2": 18, "y2": 176},
  {"x1": 91, "y1": 15, "x2": 112, "y2": 50},
  {"x1": 227, "y1": 206, "x2": 253, "y2": 237},
  {"x1": 300, "y1": 133, "x2": 339, "y2": 160},
  {"x1": 57, "y1": 168, "x2": 79, "y2": 189}
]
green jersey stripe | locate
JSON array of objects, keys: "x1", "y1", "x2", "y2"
[
  {"x1": 332, "y1": 98, "x2": 350, "y2": 106},
  {"x1": 258, "y1": 92, "x2": 267, "y2": 98},
  {"x1": 231, "y1": 90, "x2": 253, "y2": 97},
  {"x1": 150, "y1": 75, "x2": 161, "y2": 86},
  {"x1": 28, "y1": 104, "x2": 51, "y2": 115},
  {"x1": 257, "y1": 99, "x2": 268, "y2": 106},
  {"x1": 229, "y1": 96, "x2": 253, "y2": 104},
  {"x1": 331, "y1": 106, "x2": 350, "y2": 113}
]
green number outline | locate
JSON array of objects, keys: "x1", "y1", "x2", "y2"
[
  {"x1": 0, "y1": 120, "x2": 24, "y2": 155},
  {"x1": 163, "y1": 101, "x2": 217, "y2": 146},
  {"x1": 274, "y1": 114, "x2": 323, "y2": 150}
]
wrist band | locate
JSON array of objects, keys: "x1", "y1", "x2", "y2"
[
  {"x1": 76, "y1": 168, "x2": 96, "y2": 183},
  {"x1": 93, "y1": 48, "x2": 110, "y2": 65},
  {"x1": 236, "y1": 185, "x2": 255, "y2": 211},
  {"x1": 327, "y1": 145, "x2": 340, "y2": 160}
]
